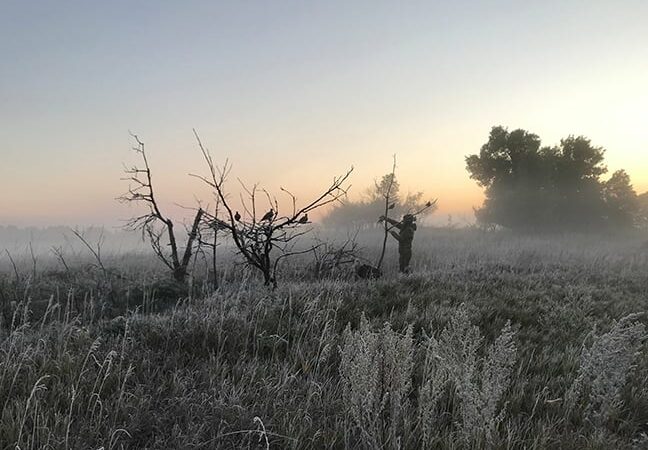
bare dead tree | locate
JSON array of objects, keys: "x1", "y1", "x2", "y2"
[
  {"x1": 191, "y1": 130, "x2": 353, "y2": 288},
  {"x1": 118, "y1": 133, "x2": 204, "y2": 283}
]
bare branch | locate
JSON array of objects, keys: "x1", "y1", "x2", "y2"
[
  {"x1": 192, "y1": 129, "x2": 354, "y2": 288},
  {"x1": 377, "y1": 155, "x2": 397, "y2": 270},
  {"x1": 50, "y1": 246, "x2": 70, "y2": 273},
  {"x1": 4, "y1": 249, "x2": 20, "y2": 285},
  {"x1": 118, "y1": 133, "x2": 204, "y2": 282},
  {"x1": 70, "y1": 228, "x2": 107, "y2": 276}
]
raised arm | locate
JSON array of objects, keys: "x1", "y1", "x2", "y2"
[{"x1": 381, "y1": 216, "x2": 403, "y2": 229}]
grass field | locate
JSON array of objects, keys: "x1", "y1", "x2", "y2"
[{"x1": 1, "y1": 228, "x2": 648, "y2": 449}]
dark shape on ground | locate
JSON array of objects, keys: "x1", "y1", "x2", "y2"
[
  {"x1": 355, "y1": 263, "x2": 382, "y2": 279},
  {"x1": 298, "y1": 214, "x2": 308, "y2": 224},
  {"x1": 388, "y1": 203, "x2": 395, "y2": 210}
]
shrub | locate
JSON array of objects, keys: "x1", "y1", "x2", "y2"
[
  {"x1": 341, "y1": 306, "x2": 518, "y2": 448},
  {"x1": 434, "y1": 306, "x2": 517, "y2": 445},
  {"x1": 565, "y1": 313, "x2": 647, "y2": 429},
  {"x1": 340, "y1": 314, "x2": 414, "y2": 449}
]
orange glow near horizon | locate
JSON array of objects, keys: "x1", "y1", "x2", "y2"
[
  {"x1": 2, "y1": 2, "x2": 648, "y2": 227},
  {"x1": 2, "y1": 112, "x2": 647, "y2": 228}
]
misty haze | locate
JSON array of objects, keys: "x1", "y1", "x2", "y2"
[{"x1": 2, "y1": 2, "x2": 648, "y2": 449}]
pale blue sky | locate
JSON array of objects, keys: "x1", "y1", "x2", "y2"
[{"x1": 2, "y1": 1, "x2": 647, "y2": 226}]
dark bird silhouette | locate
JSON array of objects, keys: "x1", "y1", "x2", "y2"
[
  {"x1": 234, "y1": 211, "x2": 241, "y2": 222},
  {"x1": 298, "y1": 214, "x2": 308, "y2": 224},
  {"x1": 261, "y1": 209, "x2": 274, "y2": 221},
  {"x1": 388, "y1": 203, "x2": 395, "y2": 210},
  {"x1": 425, "y1": 201, "x2": 432, "y2": 207}
]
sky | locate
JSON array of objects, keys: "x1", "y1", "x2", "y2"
[{"x1": 1, "y1": 0, "x2": 647, "y2": 227}]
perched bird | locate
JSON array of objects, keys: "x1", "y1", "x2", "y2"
[
  {"x1": 298, "y1": 214, "x2": 308, "y2": 224},
  {"x1": 388, "y1": 203, "x2": 395, "y2": 210},
  {"x1": 261, "y1": 209, "x2": 274, "y2": 221},
  {"x1": 425, "y1": 201, "x2": 433, "y2": 207},
  {"x1": 234, "y1": 211, "x2": 241, "y2": 222}
]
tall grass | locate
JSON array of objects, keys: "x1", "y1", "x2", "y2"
[{"x1": 1, "y1": 229, "x2": 647, "y2": 448}]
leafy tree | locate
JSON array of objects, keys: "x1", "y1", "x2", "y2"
[
  {"x1": 603, "y1": 170, "x2": 638, "y2": 228},
  {"x1": 466, "y1": 126, "x2": 638, "y2": 232},
  {"x1": 634, "y1": 191, "x2": 648, "y2": 229},
  {"x1": 367, "y1": 173, "x2": 400, "y2": 202},
  {"x1": 466, "y1": 127, "x2": 552, "y2": 230},
  {"x1": 547, "y1": 136, "x2": 608, "y2": 230}
]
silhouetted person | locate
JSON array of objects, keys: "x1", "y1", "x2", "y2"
[{"x1": 380, "y1": 213, "x2": 417, "y2": 273}]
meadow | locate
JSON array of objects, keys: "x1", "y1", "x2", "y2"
[{"x1": 1, "y1": 228, "x2": 648, "y2": 449}]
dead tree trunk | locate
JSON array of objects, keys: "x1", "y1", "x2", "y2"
[{"x1": 119, "y1": 133, "x2": 204, "y2": 284}]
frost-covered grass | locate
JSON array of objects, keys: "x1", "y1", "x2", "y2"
[{"x1": 1, "y1": 229, "x2": 648, "y2": 449}]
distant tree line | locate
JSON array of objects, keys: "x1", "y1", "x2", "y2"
[{"x1": 466, "y1": 126, "x2": 644, "y2": 232}]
